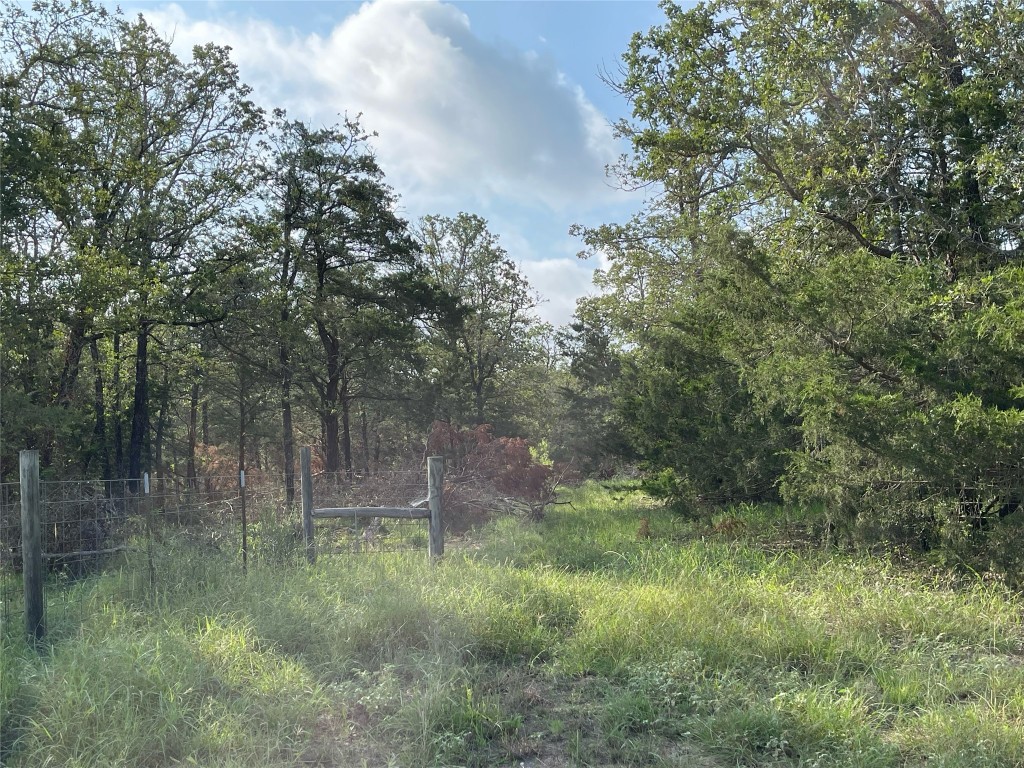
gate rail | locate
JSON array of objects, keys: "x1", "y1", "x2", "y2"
[{"x1": 299, "y1": 447, "x2": 444, "y2": 564}]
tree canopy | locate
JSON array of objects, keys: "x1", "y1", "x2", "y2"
[{"x1": 0, "y1": 0, "x2": 549, "y2": 486}]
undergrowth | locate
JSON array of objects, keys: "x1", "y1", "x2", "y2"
[{"x1": 1, "y1": 483, "x2": 1022, "y2": 766}]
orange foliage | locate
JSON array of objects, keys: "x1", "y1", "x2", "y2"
[{"x1": 427, "y1": 421, "x2": 556, "y2": 526}]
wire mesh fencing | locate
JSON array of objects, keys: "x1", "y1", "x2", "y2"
[
  {"x1": 1, "y1": 460, "x2": 440, "y2": 643},
  {"x1": 38, "y1": 479, "x2": 145, "y2": 631},
  {"x1": 1, "y1": 477, "x2": 148, "y2": 641},
  {"x1": 1, "y1": 482, "x2": 21, "y2": 635},
  {"x1": 143, "y1": 472, "x2": 295, "y2": 564}
]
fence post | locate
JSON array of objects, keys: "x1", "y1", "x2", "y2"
[
  {"x1": 20, "y1": 450, "x2": 43, "y2": 644},
  {"x1": 427, "y1": 455, "x2": 444, "y2": 560},
  {"x1": 144, "y1": 473, "x2": 156, "y2": 604},
  {"x1": 300, "y1": 446, "x2": 315, "y2": 564},
  {"x1": 239, "y1": 469, "x2": 247, "y2": 575}
]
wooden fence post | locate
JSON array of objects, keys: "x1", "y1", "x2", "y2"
[
  {"x1": 300, "y1": 446, "x2": 315, "y2": 564},
  {"x1": 20, "y1": 450, "x2": 44, "y2": 644},
  {"x1": 428, "y1": 455, "x2": 444, "y2": 560}
]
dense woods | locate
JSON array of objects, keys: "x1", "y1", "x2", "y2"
[
  {"x1": 3, "y1": 0, "x2": 1024, "y2": 575},
  {"x1": 5, "y1": 5, "x2": 1024, "y2": 767}
]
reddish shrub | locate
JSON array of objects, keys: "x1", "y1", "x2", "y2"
[{"x1": 427, "y1": 421, "x2": 556, "y2": 527}]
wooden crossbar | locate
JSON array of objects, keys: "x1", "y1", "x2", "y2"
[
  {"x1": 300, "y1": 450, "x2": 444, "y2": 564},
  {"x1": 43, "y1": 545, "x2": 129, "y2": 559},
  {"x1": 312, "y1": 507, "x2": 430, "y2": 520}
]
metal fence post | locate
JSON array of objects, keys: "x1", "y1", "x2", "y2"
[
  {"x1": 240, "y1": 469, "x2": 248, "y2": 575},
  {"x1": 20, "y1": 450, "x2": 43, "y2": 644},
  {"x1": 301, "y1": 447, "x2": 315, "y2": 564},
  {"x1": 144, "y1": 472, "x2": 156, "y2": 605},
  {"x1": 428, "y1": 456, "x2": 444, "y2": 560}
]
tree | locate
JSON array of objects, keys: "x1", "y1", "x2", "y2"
[
  {"x1": 553, "y1": 307, "x2": 627, "y2": 473},
  {"x1": 573, "y1": 213, "x2": 796, "y2": 504},
  {"x1": 1, "y1": 0, "x2": 117, "y2": 475},
  {"x1": 0, "y1": 0, "x2": 262, "y2": 480},
  {"x1": 3, "y1": 2, "x2": 492, "y2": 488},
  {"x1": 417, "y1": 213, "x2": 544, "y2": 429},
  {"x1": 608, "y1": 0, "x2": 1024, "y2": 549},
  {"x1": 262, "y1": 118, "x2": 451, "y2": 476}
]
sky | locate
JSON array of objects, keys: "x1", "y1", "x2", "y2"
[{"x1": 112, "y1": 0, "x2": 675, "y2": 327}]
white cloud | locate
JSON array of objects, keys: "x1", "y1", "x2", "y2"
[
  {"x1": 129, "y1": 0, "x2": 631, "y2": 326},
  {"x1": 137, "y1": 1, "x2": 620, "y2": 215},
  {"x1": 519, "y1": 257, "x2": 596, "y2": 328}
]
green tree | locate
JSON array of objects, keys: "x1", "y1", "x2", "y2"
[
  {"x1": 1, "y1": 0, "x2": 115, "y2": 474},
  {"x1": 553, "y1": 307, "x2": 628, "y2": 473},
  {"x1": 262, "y1": 119, "x2": 451, "y2": 476},
  {"x1": 573, "y1": 213, "x2": 796, "y2": 504},
  {"x1": 1, "y1": 0, "x2": 262, "y2": 479},
  {"x1": 609, "y1": 0, "x2": 1024, "y2": 549},
  {"x1": 417, "y1": 213, "x2": 544, "y2": 429}
]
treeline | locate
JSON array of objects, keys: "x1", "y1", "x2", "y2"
[
  {"x1": 0, "y1": 1, "x2": 565, "y2": 492},
  {"x1": 568, "y1": 0, "x2": 1024, "y2": 572},
  {"x1": 6, "y1": 0, "x2": 1024, "y2": 575}
]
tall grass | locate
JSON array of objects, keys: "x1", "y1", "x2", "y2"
[{"x1": 2, "y1": 484, "x2": 1022, "y2": 766}]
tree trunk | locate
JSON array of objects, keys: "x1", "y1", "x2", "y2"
[
  {"x1": 278, "y1": 199, "x2": 299, "y2": 504},
  {"x1": 360, "y1": 407, "x2": 370, "y2": 476},
  {"x1": 317, "y1": 319, "x2": 343, "y2": 474},
  {"x1": 474, "y1": 382, "x2": 485, "y2": 426},
  {"x1": 113, "y1": 332, "x2": 124, "y2": 478},
  {"x1": 153, "y1": 364, "x2": 170, "y2": 491},
  {"x1": 280, "y1": 342, "x2": 296, "y2": 504},
  {"x1": 55, "y1": 315, "x2": 89, "y2": 407},
  {"x1": 323, "y1": 410, "x2": 341, "y2": 473},
  {"x1": 88, "y1": 338, "x2": 110, "y2": 480},
  {"x1": 341, "y1": 378, "x2": 353, "y2": 479},
  {"x1": 202, "y1": 397, "x2": 212, "y2": 496},
  {"x1": 186, "y1": 378, "x2": 199, "y2": 489},
  {"x1": 128, "y1": 324, "x2": 150, "y2": 485}
]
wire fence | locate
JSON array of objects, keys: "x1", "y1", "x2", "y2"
[
  {"x1": 1, "y1": 481, "x2": 22, "y2": 634},
  {"x1": 0, "y1": 462, "x2": 438, "y2": 644},
  {"x1": 37, "y1": 479, "x2": 145, "y2": 631}
]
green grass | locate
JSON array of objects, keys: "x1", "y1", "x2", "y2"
[{"x1": 2, "y1": 483, "x2": 1023, "y2": 766}]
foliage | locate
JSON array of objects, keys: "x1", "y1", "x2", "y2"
[
  {"x1": 1, "y1": 0, "x2": 262, "y2": 479},
  {"x1": 417, "y1": 213, "x2": 552, "y2": 432},
  {"x1": 0, "y1": 2, "x2": 538, "y2": 487},
  {"x1": 573, "y1": 215, "x2": 799, "y2": 510},
  {"x1": 579, "y1": 0, "x2": 1024, "y2": 560},
  {"x1": 249, "y1": 116, "x2": 455, "y2": 476},
  {"x1": 553, "y1": 314, "x2": 631, "y2": 474}
]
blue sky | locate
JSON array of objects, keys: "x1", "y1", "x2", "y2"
[{"x1": 117, "y1": 0, "x2": 679, "y2": 325}]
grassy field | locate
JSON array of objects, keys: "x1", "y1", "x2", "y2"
[{"x1": 2, "y1": 484, "x2": 1023, "y2": 767}]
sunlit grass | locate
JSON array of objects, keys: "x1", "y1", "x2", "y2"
[{"x1": 2, "y1": 483, "x2": 1023, "y2": 766}]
